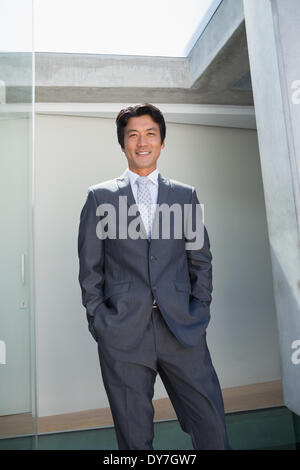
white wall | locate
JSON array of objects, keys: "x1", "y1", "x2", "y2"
[{"x1": 34, "y1": 113, "x2": 281, "y2": 417}]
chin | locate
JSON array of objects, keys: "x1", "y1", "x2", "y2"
[{"x1": 136, "y1": 162, "x2": 152, "y2": 168}]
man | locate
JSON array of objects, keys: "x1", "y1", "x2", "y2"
[{"x1": 78, "y1": 103, "x2": 230, "y2": 450}]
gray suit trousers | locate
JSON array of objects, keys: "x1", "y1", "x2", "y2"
[{"x1": 97, "y1": 306, "x2": 231, "y2": 450}]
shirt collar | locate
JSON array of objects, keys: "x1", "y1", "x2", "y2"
[{"x1": 126, "y1": 167, "x2": 159, "y2": 186}]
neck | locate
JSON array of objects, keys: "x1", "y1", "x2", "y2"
[{"x1": 129, "y1": 166, "x2": 156, "y2": 177}]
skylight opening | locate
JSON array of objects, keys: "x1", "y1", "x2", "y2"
[{"x1": 0, "y1": 0, "x2": 222, "y2": 56}]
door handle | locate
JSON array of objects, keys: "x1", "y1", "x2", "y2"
[{"x1": 21, "y1": 254, "x2": 25, "y2": 284}]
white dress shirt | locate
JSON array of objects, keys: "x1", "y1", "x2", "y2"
[{"x1": 125, "y1": 167, "x2": 159, "y2": 235}]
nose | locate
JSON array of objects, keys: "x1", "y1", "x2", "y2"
[{"x1": 137, "y1": 133, "x2": 147, "y2": 146}]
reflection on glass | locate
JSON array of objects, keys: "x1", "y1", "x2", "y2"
[{"x1": 0, "y1": 0, "x2": 36, "y2": 440}]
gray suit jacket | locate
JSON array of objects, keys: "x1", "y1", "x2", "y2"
[{"x1": 78, "y1": 170, "x2": 213, "y2": 350}]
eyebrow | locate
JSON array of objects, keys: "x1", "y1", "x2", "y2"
[{"x1": 126, "y1": 127, "x2": 158, "y2": 133}]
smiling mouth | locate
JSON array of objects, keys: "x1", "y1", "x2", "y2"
[{"x1": 136, "y1": 151, "x2": 151, "y2": 156}]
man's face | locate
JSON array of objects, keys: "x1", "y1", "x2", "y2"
[{"x1": 121, "y1": 114, "x2": 165, "y2": 175}]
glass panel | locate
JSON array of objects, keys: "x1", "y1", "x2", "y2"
[{"x1": 0, "y1": 0, "x2": 36, "y2": 440}]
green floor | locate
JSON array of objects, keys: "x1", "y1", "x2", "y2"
[{"x1": 0, "y1": 406, "x2": 299, "y2": 450}]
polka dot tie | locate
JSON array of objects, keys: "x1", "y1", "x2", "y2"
[{"x1": 136, "y1": 176, "x2": 152, "y2": 240}]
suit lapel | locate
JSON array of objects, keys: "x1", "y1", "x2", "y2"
[
  {"x1": 151, "y1": 173, "x2": 171, "y2": 240},
  {"x1": 156, "y1": 172, "x2": 171, "y2": 206},
  {"x1": 116, "y1": 170, "x2": 136, "y2": 208}
]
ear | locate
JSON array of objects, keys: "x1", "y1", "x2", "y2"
[{"x1": 161, "y1": 139, "x2": 165, "y2": 149}]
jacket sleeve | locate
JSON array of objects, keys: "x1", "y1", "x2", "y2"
[
  {"x1": 185, "y1": 188, "x2": 213, "y2": 306},
  {"x1": 78, "y1": 188, "x2": 104, "y2": 341}
]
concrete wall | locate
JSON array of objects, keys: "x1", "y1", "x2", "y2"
[
  {"x1": 244, "y1": 0, "x2": 300, "y2": 415},
  {"x1": 34, "y1": 114, "x2": 281, "y2": 416}
]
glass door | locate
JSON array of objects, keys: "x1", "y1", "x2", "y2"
[{"x1": 0, "y1": 0, "x2": 36, "y2": 442}]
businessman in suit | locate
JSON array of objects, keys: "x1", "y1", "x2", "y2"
[{"x1": 78, "y1": 103, "x2": 230, "y2": 450}]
